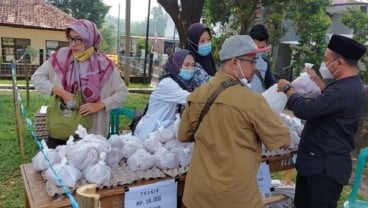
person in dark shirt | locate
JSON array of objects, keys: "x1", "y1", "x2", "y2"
[
  {"x1": 278, "y1": 34, "x2": 367, "y2": 208},
  {"x1": 249, "y1": 24, "x2": 276, "y2": 93}
]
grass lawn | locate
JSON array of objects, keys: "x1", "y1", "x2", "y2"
[{"x1": 0, "y1": 87, "x2": 363, "y2": 207}]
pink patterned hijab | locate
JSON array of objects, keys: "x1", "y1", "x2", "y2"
[{"x1": 49, "y1": 19, "x2": 114, "y2": 103}]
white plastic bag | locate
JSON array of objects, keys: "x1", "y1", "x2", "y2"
[
  {"x1": 172, "y1": 146, "x2": 192, "y2": 167},
  {"x1": 127, "y1": 149, "x2": 155, "y2": 171},
  {"x1": 84, "y1": 152, "x2": 112, "y2": 185},
  {"x1": 45, "y1": 147, "x2": 82, "y2": 188},
  {"x1": 154, "y1": 146, "x2": 179, "y2": 169},
  {"x1": 105, "y1": 147, "x2": 124, "y2": 168},
  {"x1": 144, "y1": 135, "x2": 162, "y2": 154},
  {"x1": 66, "y1": 142, "x2": 99, "y2": 171},
  {"x1": 122, "y1": 137, "x2": 144, "y2": 158},
  {"x1": 292, "y1": 64, "x2": 320, "y2": 98},
  {"x1": 32, "y1": 140, "x2": 61, "y2": 171},
  {"x1": 262, "y1": 84, "x2": 288, "y2": 113},
  {"x1": 108, "y1": 134, "x2": 124, "y2": 149}
]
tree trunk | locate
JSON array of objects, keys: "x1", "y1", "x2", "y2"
[{"x1": 158, "y1": 0, "x2": 205, "y2": 48}]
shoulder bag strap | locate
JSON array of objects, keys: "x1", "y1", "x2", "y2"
[
  {"x1": 254, "y1": 69, "x2": 264, "y2": 83},
  {"x1": 193, "y1": 79, "x2": 240, "y2": 134}
]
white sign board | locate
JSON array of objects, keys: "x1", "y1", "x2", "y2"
[
  {"x1": 124, "y1": 179, "x2": 177, "y2": 208},
  {"x1": 257, "y1": 162, "x2": 273, "y2": 197}
]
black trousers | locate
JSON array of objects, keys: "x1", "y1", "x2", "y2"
[{"x1": 294, "y1": 172, "x2": 343, "y2": 208}]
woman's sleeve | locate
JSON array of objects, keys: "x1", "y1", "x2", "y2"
[
  {"x1": 154, "y1": 78, "x2": 190, "y2": 105},
  {"x1": 31, "y1": 61, "x2": 55, "y2": 96},
  {"x1": 101, "y1": 69, "x2": 128, "y2": 111}
]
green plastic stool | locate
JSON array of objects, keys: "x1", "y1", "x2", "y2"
[
  {"x1": 344, "y1": 147, "x2": 368, "y2": 208},
  {"x1": 108, "y1": 107, "x2": 134, "y2": 136}
]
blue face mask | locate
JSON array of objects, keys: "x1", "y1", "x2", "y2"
[
  {"x1": 256, "y1": 52, "x2": 263, "y2": 58},
  {"x1": 179, "y1": 69, "x2": 194, "y2": 81},
  {"x1": 197, "y1": 42, "x2": 212, "y2": 56}
]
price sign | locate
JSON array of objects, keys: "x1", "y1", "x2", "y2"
[
  {"x1": 257, "y1": 162, "x2": 272, "y2": 197},
  {"x1": 124, "y1": 179, "x2": 177, "y2": 208}
]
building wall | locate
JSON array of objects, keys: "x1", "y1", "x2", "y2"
[{"x1": 0, "y1": 25, "x2": 67, "y2": 65}]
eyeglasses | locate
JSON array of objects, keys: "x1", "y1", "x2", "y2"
[
  {"x1": 237, "y1": 57, "x2": 257, "y2": 66},
  {"x1": 67, "y1": 37, "x2": 83, "y2": 45}
]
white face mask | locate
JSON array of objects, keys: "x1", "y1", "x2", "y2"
[
  {"x1": 319, "y1": 60, "x2": 338, "y2": 80},
  {"x1": 319, "y1": 62, "x2": 333, "y2": 80},
  {"x1": 237, "y1": 63, "x2": 251, "y2": 88}
]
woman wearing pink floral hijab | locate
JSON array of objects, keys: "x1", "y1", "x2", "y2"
[{"x1": 32, "y1": 19, "x2": 128, "y2": 148}]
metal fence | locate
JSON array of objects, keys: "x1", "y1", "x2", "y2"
[{"x1": 0, "y1": 64, "x2": 38, "y2": 79}]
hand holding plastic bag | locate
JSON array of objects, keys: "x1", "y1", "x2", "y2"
[{"x1": 292, "y1": 63, "x2": 321, "y2": 98}]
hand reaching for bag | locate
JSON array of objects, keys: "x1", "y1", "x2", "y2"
[
  {"x1": 302, "y1": 67, "x2": 319, "y2": 82},
  {"x1": 78, "y1": 101, "x2": 105, "y2": 116},
  {"x1": 52, "y1": 86, "x2": 75, "y2": 103},
  {"x1": 302, "y1": 67, "x2": 325, "y2": 91}
]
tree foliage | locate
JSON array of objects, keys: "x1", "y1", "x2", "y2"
[
  {"x1": 99, "y1": 24, "x2": 117, "y2": 53},
  {"x1": 204, "y1": 1, "x2": 289, "y2": 37},
  {"x1": 151, "y1": 6, "x2": 169, "y2": 37},
  {"x1": 46, "y1": 0, "x2": 110, "y2": 28},
  {"x1": 204, "y1": 0, "x2": 257, "y2": 34},
  {"x1": 286, "y1": 0, "x2": 331, "y2": 76},
  {"x1": 341, "y1": 7, "x2": 368, "y2": 82},
  {"x1": 203, "y1": 0, "x2": 290, "y2": 67},
  {"x1": 341, "y1": 7, "x2": 368, "y2": 158},
  {"x1": 157, "y1": 0, "x2": 205, "y2": 48}
]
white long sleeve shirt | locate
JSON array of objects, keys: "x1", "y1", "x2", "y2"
[{"x1": 134, "y1": 77, "x2": 190, "y2": 139}]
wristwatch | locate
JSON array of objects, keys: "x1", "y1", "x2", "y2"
[{"x1": 282, "y1": 83, "x2": 292, "y2": 93}]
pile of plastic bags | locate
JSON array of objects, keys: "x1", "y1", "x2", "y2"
[
  {"x1": 33, "y1": 77, "x2": 313, "y2": 196},
  {"x1": 32, "y1": 118, "x2": 193, "y2": 196}
]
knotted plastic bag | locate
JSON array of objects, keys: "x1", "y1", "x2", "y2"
[
  {"x1": 44, "y1": 147, "x2": 82, "y2": 188},
  {"x1": 172, "y1": 146, "x2": 192, "y2": 167},
  {"x1": 84, "y1": 152, "x2": 112, "y2": 185},
  {"x1": 154, "y1": 146, "x2": 179, "y2": 169},
  {"x1": 105, "y1": 147, "x2": 124, "y2": 168},
  {"x1": 127, "y1": 149, "x2": 155, "y2": 172},
  {"x1": 144, "y1": 135, "x2": 162, "y2": 154},
  {"x1": 164, "y1": 139, "x2": 181, "y2": 151},
  {"x1": 108, "y1": 134, "x2": 124, "y2": 149},
  {"x1": 262, "y1": 84, "x2": 288, "y2": 113},
  {"x1": 292, "y1": 72, "x2": 320, "y2": 98},
  {"x1": 122, "y1": 137, "x2": 144, "y2": 158},
  {"x1": 149, "y1": 121, "x2": 175, "y2": 143},
  {"x1": 65, "y1": 142, "x2": 99, "y2": 171},
  {"x1": 292, "y1": 63, "x2": 320, "y2": 98},
  {"x1": 32, "y1": 140, "x2": 61, "y2": 171}
]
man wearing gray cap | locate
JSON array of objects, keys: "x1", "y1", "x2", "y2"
[
  {"x1": 178, "y1": 35, "x2": 291, "y2": 208},
  {"x1": 278, "y1": 34, "x2": 367, "y2": 208}
]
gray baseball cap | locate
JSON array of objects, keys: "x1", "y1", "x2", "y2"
[{"x1": 219, "y1": 35, "x2": 270, "y2": 61}]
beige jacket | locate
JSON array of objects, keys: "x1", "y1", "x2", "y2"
[{"x1": 31, "y1": 61, "x2": 128, "y2": 137}]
